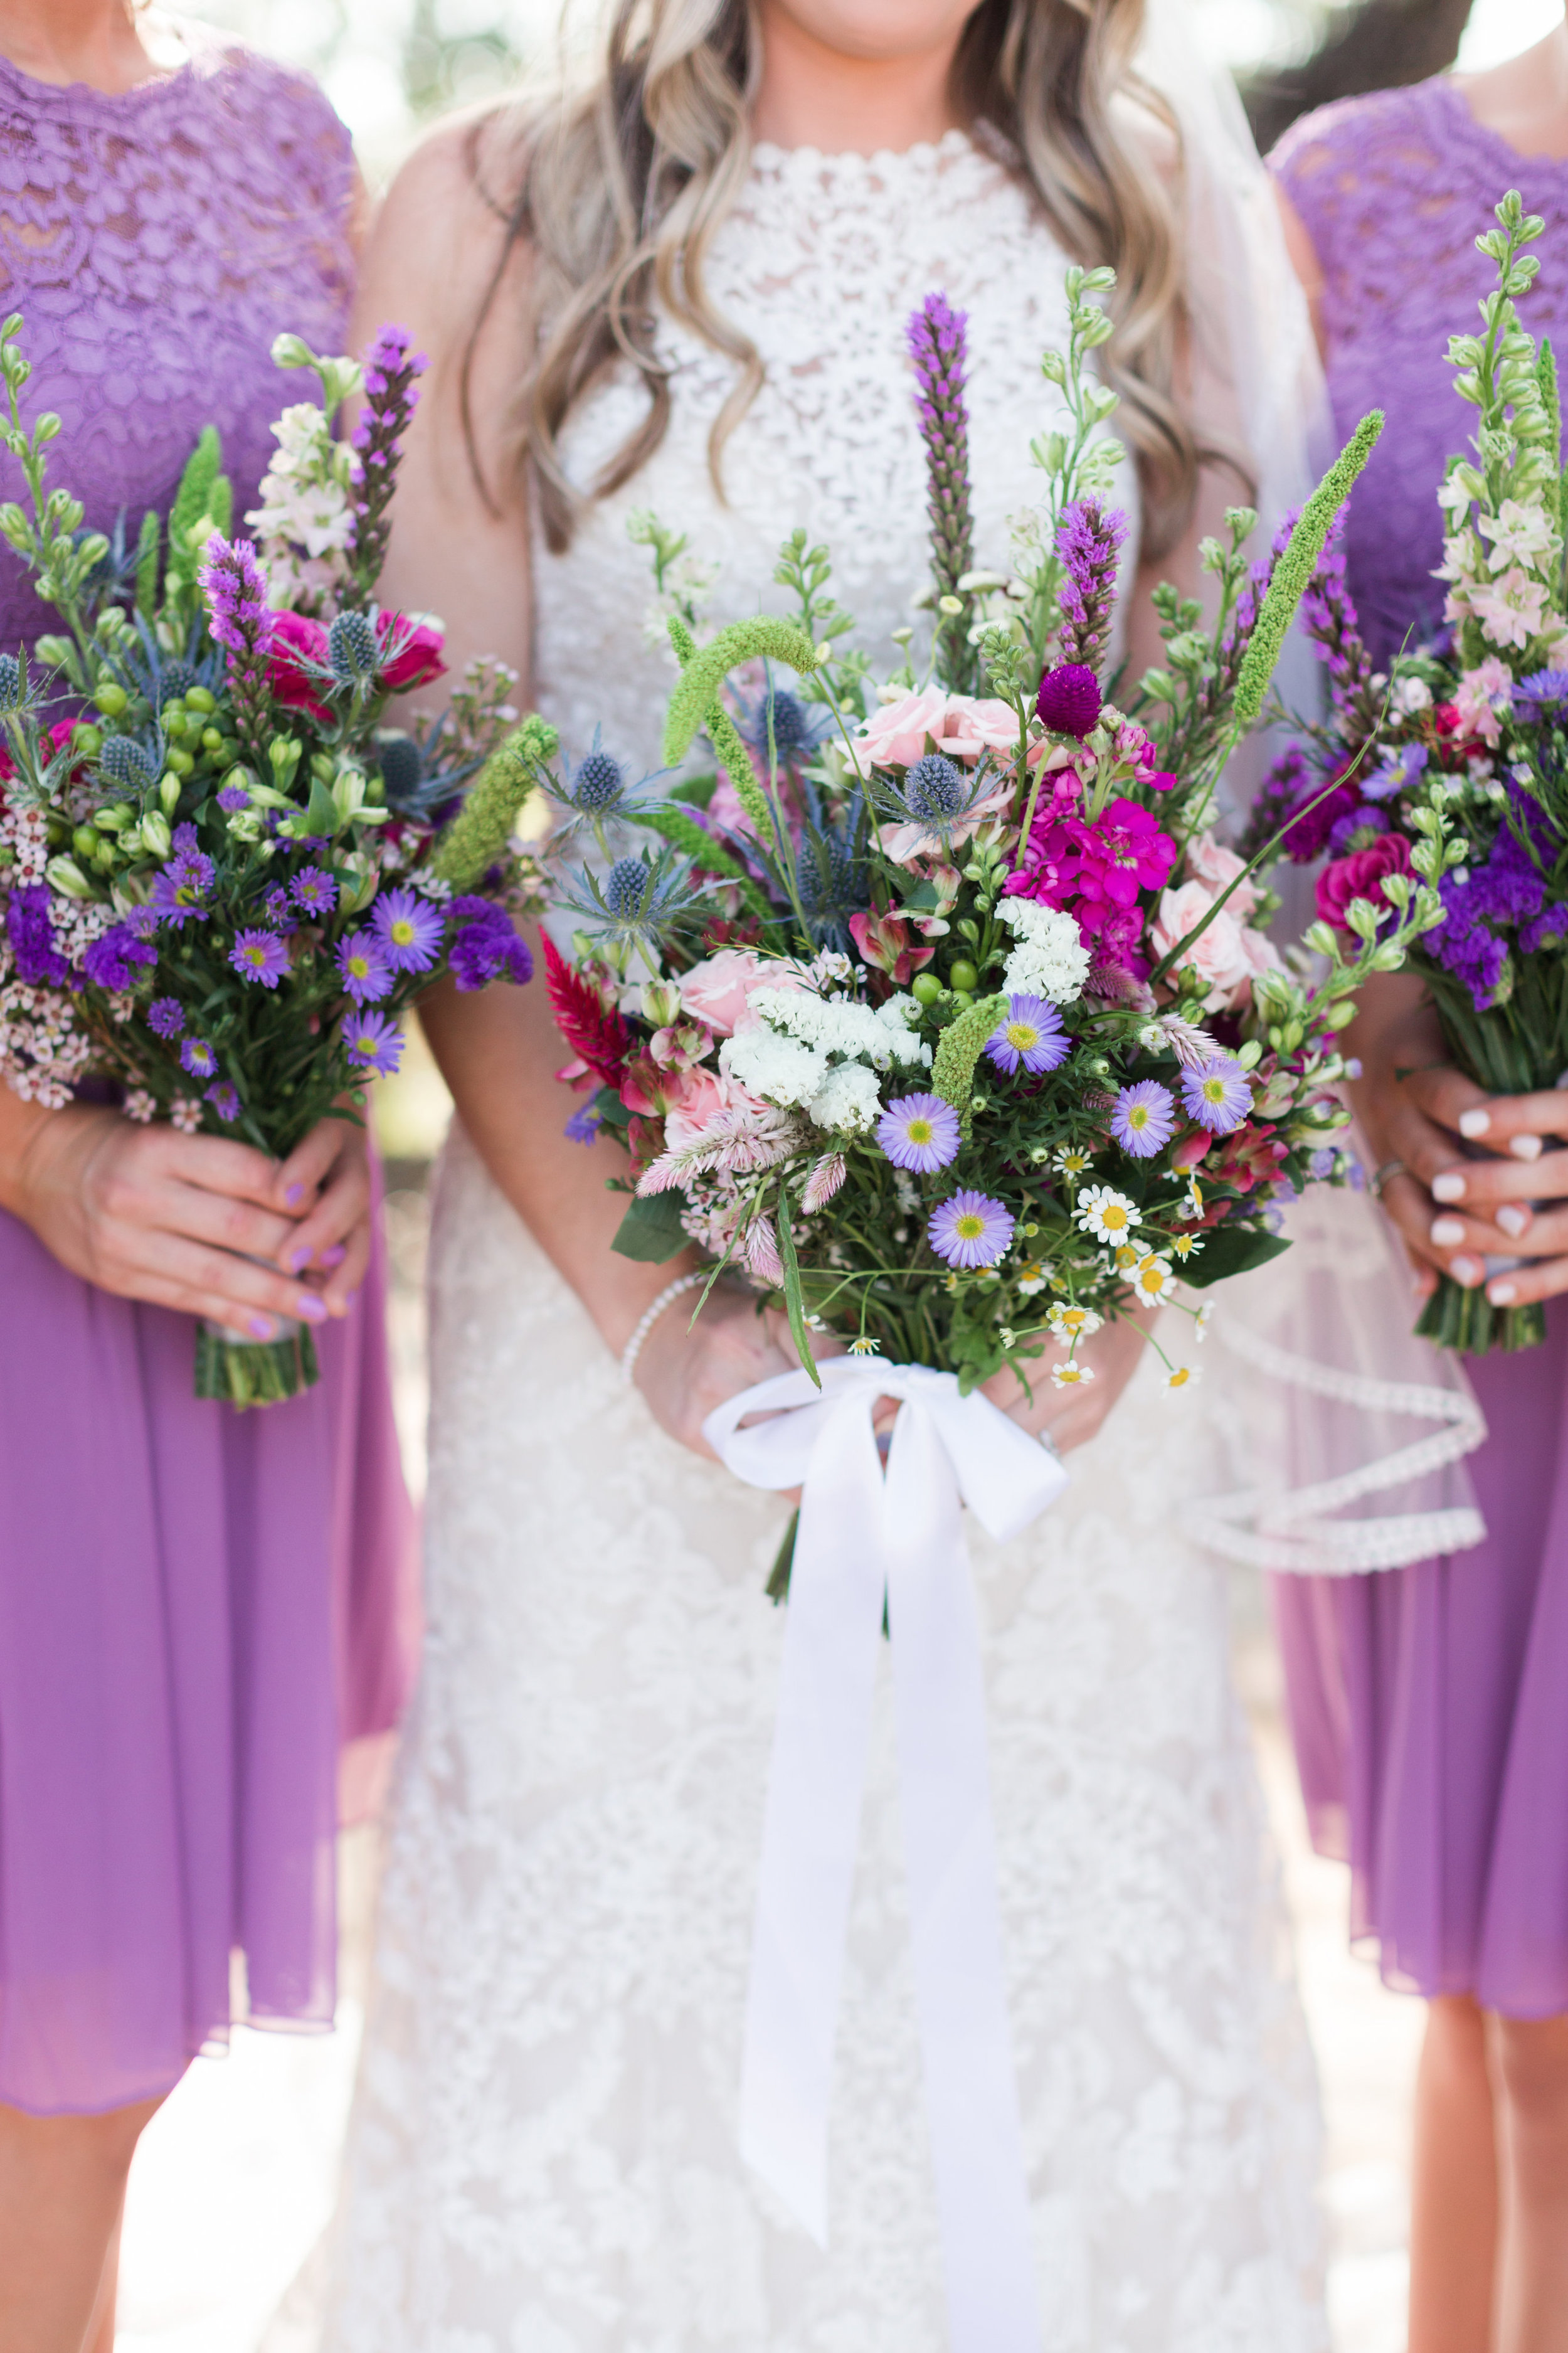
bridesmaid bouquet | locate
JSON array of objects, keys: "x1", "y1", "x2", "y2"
[
  {"x1": 539, "y1": 267, "x2": 1449, "y2": 1431},
  {"x1": 0, "y1": 317, "x2": 544, "y2": 1404},
  {"x1": 1260, "y1": 193, "x2": 1568, "y2": 1353}
]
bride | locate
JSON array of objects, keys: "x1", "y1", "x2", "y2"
[{"x1": 324, "y1": 2, "x2": 1327, "y2": 2345}]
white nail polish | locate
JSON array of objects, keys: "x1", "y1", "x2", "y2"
[
  {"x1": 1510, "y1": 1135, "x2": 1544, "y2": 1162},
  {"x1": 1488, "y1": 1280, "x2": 1518, "y2": 1307},
  {"x1": 1459, "y1": 1108, "x2": 1492, "y2": 1139},
  {"x1": 1430, "y1": 1216, "x2": 1466, "y2": 1247},
  {"x1": 1451, "y1": 1256, "x2": 1483, "y2": 1287},
  {"x1": 1496, "y1": 1205, "x2": 1530, "y2": 1240},
  {"x1": 1432, "y1": 1172, "x2": 1467, "y2": 1203}
]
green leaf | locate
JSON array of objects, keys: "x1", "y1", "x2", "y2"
[
  {"x1": 610, "y1": 1187, "x2": 690, "y2": 1263},
  {"x1": 773, "y1": 1179, "x2": 822, "y2": 1389},
  {"x1": 134, "y1": 508, "x2": 160, "y2": 615},
  {"x1": 1177, "y1": 1223, "x2": 1292, "y2": 1288}
]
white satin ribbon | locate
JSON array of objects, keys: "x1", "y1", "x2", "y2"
[{"x1": 703, "y1": 1357, "x2": 1069, "y2": 2353}]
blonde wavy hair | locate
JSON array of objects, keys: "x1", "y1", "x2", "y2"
[{"x1": 470, "y1": 0, "x2": 1198, "y2": 558}]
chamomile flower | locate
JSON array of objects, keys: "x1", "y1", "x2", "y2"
[
  {"x1": 848, "y1": 1336, "x2": 882, "y2": 1356},
  {"x1": 1051, "y1": 1360, "x2": 1096, "y2": 1390},
  {"x1": 1046, "y1": 1300, "x2": 1102, "y2": 1339},
  {"x1": 1169, "y1": 1231, "x2": 1205, "y2": 1261},
  {"x1": 1111, "y1": 1241, "x2": 1142, "y2": 1273},
  {"x1": 1192, "y1": 1301, "x2": 1214, "y2": 1342},
  {"x1": 1162, "y1": 1364, "x2": 1200, "y2": 1393},
  {"x1": 1016, "y1": 1261, "x2": 1049, "y2": 1297},
  {"x1": 1074, "y1": 1184, "x2": 1138, "y2": 1246},
  {"x1": 1053, "y1": 1145, "x2": 1093, "y2": 1179},
  {"x1": 1129, "y1": 1253, "x2": 1177, "y2": 1308}
]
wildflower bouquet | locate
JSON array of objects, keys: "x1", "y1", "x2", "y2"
[
  {"x1": 1257, "y1": 193, "x2": 1568, "y2": 1353},
  {"x1": 0, "y1": 316, "x2": 543, "y2": 1404},
  {"x1": 541, "y1": 267, "x2": 1448, "y2": 1438}
]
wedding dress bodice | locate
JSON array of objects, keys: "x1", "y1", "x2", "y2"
[{"x1": 531, "y1": 127, "x2": 1141, "y2": 763}]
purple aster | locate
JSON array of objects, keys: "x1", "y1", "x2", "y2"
[
  {"x1": 217, "y1": 783, "x2": 252, "y2": 812},
  {"x1": 336, "y1": 932, "x2": 393, "y2": 1002},
  {"x1": 83, "y1": 922, "x2": 157, "y2": 992},
  {"x1": 370, "y1": 886, "x2": 444, "y2": 973},
  {"x1": 147, "y1": 995, "x2": 186, "y2": 1039},
  {"x1": 1181, "y1": 1057, "x2": 1253, "y2": 1134},
  {"x1": 180, "y1": 1036, "x2": 219, "y2": 1080},
  {"x1": 342, "y1": 1007, "x2": 404, "y2": 1076},
  {"x1": 230, "y1": 928, "x2": 291, "y2": 988},
  {"x1": 205, "y1": 1080, "x2": 241, "y2": 1122},
  {"x1": 5, "y1": 883, "x2": 73, "y2": 989},
  {"x1": 262, "y1": 885, "x2": 296, "y2": 931},
  {"x1": 984, "y1": 994, "x2": 1069, "y2": 1077},
  {"x1": 1516, "y1": 669, "x2": 1568, "y2": 704},
  {"x1": 564, "y1": 1100, "x2": 605, "y2": 1145},
  {"x1": 928, "y1": 1189, "x2": 1015, "y2": 1270},
  {"x1": 151, "y1": 846, "x2": 214, "y2": 930},
  {"x1": 290, "y1": 865, "x2": 339, "y2": 917},
  {"x1": 876, "y1": 1091, "x2": 961, "y2": 1173},
  {"x1": 1110, "y1": 1078, "x2": 1177, "y2": 1159}
]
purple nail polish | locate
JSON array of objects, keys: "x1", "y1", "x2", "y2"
[
  {"x1": 250, "y1": 1315, "x2": 276, "y2": 1341},
  {"x1": 298, "y1": 1294, "x2": 328, "y2": 1322},
  {"x1": 285, "y1": 1182, "x2": 304, "y2": 1206},
  {"x1": 320, "y1": 1243, "x2": 347, "y2": 1268}
]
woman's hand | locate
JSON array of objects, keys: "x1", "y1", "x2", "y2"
[
  {"x1": 1350, "y1": 972, "x2": 1568, "y2": 1310},
  {"x1": 983, "y1": 1310, "x2": 1151, "y2": 1453},
  {"x1": 633, "y1": 1281, "x2": 811, "y2": 1458},
  {"x1": 273, "y1": 1116, "x2": 373, "y2": 1310},
  {"x1": 1, "y1": 1104, "x2": 368, "y2": 1337}
]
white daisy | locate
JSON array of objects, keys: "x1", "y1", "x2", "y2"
[
  {"x1": 1051, "y1": 1360, "x2": 1097, "y2": 1389},
  {"x1": 1074, "y1": 1184, "x2": 1138, "y2": 1245},
  {"x1": 1129, "y1": 1253, "x2": 1177, "y2": 1309}
]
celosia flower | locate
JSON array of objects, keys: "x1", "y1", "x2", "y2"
[
  {"x1": 877, "y1": 1091, "x2": 961, "y2": 1172},
  {"x1": 342, "y1": 1008, "x2": 404, "y2": 1076},
  {"x1": 336, "y1": 933, "x2": 392, "y2": 1002},
  {"x1": 290, "y1": 866, "x2": 339, "y2": 916},
  {"x1": 928, "y1": 1189, "x2": 1015, "y2": 1268},
  {"x1": 180, "y1": 1036, "x2": 219, "y2": 1079},
  {"x1": 205, "y1": 1080, "x2": 241, "y2": 1122},
  {"x1": 230, "y1": 928, "x2": 291, "y2": 988},
  {"x1": 1074, "y1": 1184, "x2": 1138, "y2": 1245},
  {"x1": 371, "y1": 886, "x2": 444, "y2": 972},
  {"x1": 147, "y1": 996, "x2": 185, "y2": 1039},
  {"x1": 1111, "y1": 1080, "x2": 1175, "y2": 1159},
  {"x1": 984, "y1": 994, "x2": 1068, "y2": 1076},
  {"x1": 1181, "y1": 1057, "x2": 1253, "y2": 1134}
]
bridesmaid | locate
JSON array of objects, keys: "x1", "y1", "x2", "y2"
[
  {"x1": 0, "y1": 8, "x2": 414, "y2": 2351},
  {"x1": 1270, "y1": 27, "x2": 1568, "y2": 2353}
]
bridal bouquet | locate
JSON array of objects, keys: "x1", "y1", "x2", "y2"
[
  {"x1": 1258, "y1": 193, "x2": 1567, "y2": 1354},
  {"x1": 541, "y1": 270, "x2": 1450, "y2": 1443},
  {"x1": 0, "y1": 316, "x2": 544, "y2": 1403}
]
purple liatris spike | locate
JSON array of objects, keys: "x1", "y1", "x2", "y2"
[
  {"x1": 1300, "y1": 513, "x2": 1374, "y2": 717},
  {"x1": 1055, "y1": 498, "x2": 1127, "y2": 671},
  {"x1": 347, "y1": 322, "x2": 428, "y2": 603},
  {"x1": 906, "y1": 290, "x2": 975, "y2": 680},
  {"x1": 1036, "y1": 662, "x2": 1101, "y2": 740},
  {"x1": 198, "y1": 533, "x2": 275, "y2": 762}
]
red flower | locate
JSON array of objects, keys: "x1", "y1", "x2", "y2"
[
  {"x1": 1315, "y1": 832, "x2": 1412, "y2": 932},
  {"x1": 542, "y1": 933, "x2": 632, "y2": 1091},
  {"x1": 376, "y1": 610, "x2": 446, "y2": 690},
  {"x1": 268, "y1": 610, "x2": 332, "y2": 720}
]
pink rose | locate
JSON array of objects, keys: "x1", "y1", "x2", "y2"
[
  {"x1": 854, "y1": 687, "x2": 951, "y2": 770},
  {"x1": 679, "y1": 948, "x2": 805, "y2": 1036},
  {"x1": 1316, "y1": 833, "x2": 1413, "y2": 932},
  {"x1": 268, "y1": 609, "x2": 332, "y2": 720},
  {"x1": 1184, "y1": 831, "x2": 1259, "y2": 921},
  {"x1": 938, "y1": 695, "x2": 1025, "y2": 761},
  {"x1": 376, "y1": 609, "x2": 447, "y2": 690},
  {"x1": 1152, "y1": 881, "x2": 1252, "y2": 1009},
  {"x1": 663, "y1": 1066, "x2": 767, "y2": 1152}
]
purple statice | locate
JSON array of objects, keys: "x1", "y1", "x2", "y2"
[
  {"x1": 1055, "y1": 499, "x2": 1128, "y2": 672},
  {"x1": 1182, "y1": 1056, "x2": 1252, "y2": 1134},
  {"x1": 83, "y1": 923, "x2": 157, "y2": 991},
  {"x1": 876, "y1": 1092, "x2": 961, "y2": 1173},
  {"x1": 180, "y1": 1036, "x2": 219, "y2": 1080},
  {"x1": 564, "y1": 1099, "x2": 605, "y2": 1145},
  {"x1": 342, "y1": 1007, "x2": 404, "y2": 1076},
  {"x1": 1522, "y1": 901, "x2": 1568, "y2": 953},
  {"x1": 336, "y1": 932, "x2": 393, "y2": 1002},
  {"x1": 906, "y1": 291, "x2": 975, "y2": 678},
  {"x1": 147, "y1": 995, "x2": 186, "y2": 1038},
  {"x1": 1431, "y1": 908, "x2": 1508, "y2": 1009},
  {"x1": 1110, "y1": 1078, "x2": 1176, "y2": 1159},
  {"x1": 371, "y1": 886, "x2": 444, "y2": 973},
  {"x1": 205, "y1": 1080, "x2": 240, "y2": 1122},
  {"x1": 984, "y1": 995, "x2": 1068, "y2": 1077},
  {"x1": 1300, "y1": 514, "x2": 1375, "y2": 718},
  {"x1": 290, "y1": 866, "x2": 338, "y2": 917},
  {"x1": 447, "y1": 899, "x2": 532, "y2": 991},
  {"x1": 197, "y1": 533, "x2": 275, "y2": 760},
  {"x1": 347, "y1": 324, "x2": 428, "y2": 598},
  {"x1": 217, "y1": 782, "x2": 252, "y2": 813},
  {"x1": 928, "y1": 1189, "x2": 1015, "y2": 1270},
  {"x1": 5, "y1": 883, "x2": 73, "y2": 989},
  {"x1": 1036, "y1": 662, "x2": 1101, "y2": 740},
  {"x1": 230, "y1": 928, "x2": 291, "y2": 988}
]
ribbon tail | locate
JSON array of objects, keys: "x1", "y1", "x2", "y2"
[
  {"x1": 738, "y1": 1394, "x2": 887, "y2": 2245},
  {"x1": 886, "y1": 1408, "x2": 1043, "y2": 2353}
]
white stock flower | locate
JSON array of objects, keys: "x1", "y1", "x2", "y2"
[
  {"x1": 720, "y1": 1026, "x2": 827, "y2": 1108},
  {"x1": 1478, "y1": 497, "x2": 1557, "y2": 574},
  {"x1": 998, "y1": 899, "x2": 1089, "y2": 1004},
  {"x1": 808, "y1": 1061, "x2": 882, "y2": 1134}
]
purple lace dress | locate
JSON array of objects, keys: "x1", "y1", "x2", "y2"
[
  {"x1": 0, "y1": 33, "x2": 415, "y2": 2117},
  {"x1": 1270, "y1": 79, "x2": 1568, "y2": 2019}
]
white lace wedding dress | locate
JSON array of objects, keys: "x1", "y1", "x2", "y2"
[{"x1": 322, "y1": 130, "x2": 1327, "y2": 2353}]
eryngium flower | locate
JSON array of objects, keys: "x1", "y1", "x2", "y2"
[
  {"x1": 984, "y1": 994, "x2": 1068, "y2": 1076},
  {"x1": 0, "y1": 652, "x2": 23, "y2": 711},
  {"x1": 1110, "y1": 1078, "x2": 1176, "y2": 1158},
  {"x1": 342, "y1": 1007, "x2": 404, "y2": 1076},
  {"x1": 877, "y1": 1091, "x2": 961, "y2": 1172},
  {"x1": 1181, "y1": 1056, "x2": 1252, "y2": 1133},
  {"x1": 928, "y1": 1188, "x2": 1015, "y2": 1268},
  {"x1": 572, "y1": 748, "x2": 625, "y2": 810},
  {"x1": 329, "y1": 608, "x2": 379, "y2": 684},
  {"x1": 558, "y1": 844, "x2": 710, "y2": 951},
  {"x1": 98, "y1": 735, "x2": 161, "y2": 794}
]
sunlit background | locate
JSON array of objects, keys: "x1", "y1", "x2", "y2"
[{"x1": 109, "y1": 3, "x2": 1564, "y2": 2349}]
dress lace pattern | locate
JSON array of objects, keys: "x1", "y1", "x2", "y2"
[
  {"x1": 1272, "y1": 78, "x2": 1568, "y2": 668},
  {"x1": 324, "y1": 134, "x2": 1326, "y2": 2352},
  {"x1": 0, "y1": 23, "x2": 354, "y2": 658}
]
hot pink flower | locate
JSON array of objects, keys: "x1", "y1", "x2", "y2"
[
  {"x1": 268, "y1": 610, "x2": 332, "y2": 719},
  {"x1": 376, "y1": 610, "x2": 447, "y2": 689},
  {"x1": 1315, "y1": 832, "x2": 1414, "y2": 932},
  {"x1": 1067, "y1": 798, "x2": 1176, "y2": 924}
]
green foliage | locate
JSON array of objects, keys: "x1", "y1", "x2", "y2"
[
  {"x1": 1177, "y1": 1224, "x2": 1292, "y2": 1288},
  {"x1": 428, "y1": 715, "x2": 556, "y2": 890},
  {"x1": 134, "y1": 508, "x2": 161, "y2": 615},
  {"x1": 1233, "y1": 412, "x2": 1384, "y2": 726},
  {"x1": 773, "y1": 1179, "x2": 822, "y2": 1391},
  {"x1": 610, "y1": 1189, "x2": 691, "y2": 1263}
]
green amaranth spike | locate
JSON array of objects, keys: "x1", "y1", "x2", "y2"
[
  {"x1": 660, "y1": 617, "x2": 768, "y2": 836},
  {"x1": 1543, "y1": 341, "x2": 1568, "y2": 592},
  {"x1": 1233, "y1": 410, "x2": 1384, "y2": 727},
  {"x1": 429, "y1": 714, "x2": 557, "y2": 891},
  {"x1": 134, "y1": 509, "x2": 160, "y2": 615},
  {"x1": 633, "y1": 800, "x2": 776, "y2": 929},
  {"x1": 930, "y1": 992, "x2": 1007, "y2": 1130}
]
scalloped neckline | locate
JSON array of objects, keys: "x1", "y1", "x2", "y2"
[
  {"x1": 1434, "y1": 74, "x2": 1568, "y2": 180},
  {"x1": 749, "y1": 125, "x2": 975, "y2": 176},
  {"x1": 0, "y1": 32, "x2": 201, "y2": 115}
]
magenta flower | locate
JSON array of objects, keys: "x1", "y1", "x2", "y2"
[
  {"x1": 217, "y1": 782, "x2": 251, "y2": 813},
  {"x1": 928, "y1": 1189, "x2": 1015, "y2": 1269},
  {"x1": 985, "y1": 995, "x2": 1068, "y2": 1076},
  {"x1": 1181, "y1": 1057, "x2": 1252, "y2": 1134},
  {"x1": 180, "y1": 1036, "x2": 219, "y2": 1079},
  {"x1": 1110, "y1": 1079, "x2": 1176, "y2": 1159},
  {"x1": 1315, "y1": 833, "x2": 1414, "y2": 934},
  {"x1": 197, "y1": 534, "x2": 272, "y2": 659},
  {"x1": 205, "y1": 1080, "x2": 241, "y2": 1122},
  {"x1": 1036, "y1": 662, "x2": 1101, "y2": 740},
  {"x1": 1069, "y1": 799, "x2": 1176, "y2": 918},
  {"x1": 342, "y1": 1008, "x2": 404, "y2": 1076},
  {"x1": 337, "y1": 932, "x2": 393, "y2": 1002},
  {"x1": 371, "y1": 887, "x2": 444, "y2": 973},
  {"x1": 877, "y1": 1092, "x2": 961, "y2": 1172},
  {"x1": 230, "y1": 928, "x2": 291, "y2": 988}
]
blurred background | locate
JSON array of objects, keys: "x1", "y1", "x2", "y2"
[{"x1": 111, "y1": 3, "x2": 1560, "y2": 2349}]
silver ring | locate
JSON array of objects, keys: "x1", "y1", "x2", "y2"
[{"x1": 1369, "y1": 1157, "x2": 1407, "y2": 1199}]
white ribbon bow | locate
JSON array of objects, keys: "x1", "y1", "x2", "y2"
[{"x1": 704, "y1": 1357, "x2": 1069, "y2": 2353}]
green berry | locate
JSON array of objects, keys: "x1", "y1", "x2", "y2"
[
  {"x1": 911, "y1": 972, "x2": 943, "y2": 1007},
  {"x1": 947, "y1": 957, "x2": 978, "y2": 992},
  {"x1": 92, "y1": 681, "x2": 127, "y2": 716}
]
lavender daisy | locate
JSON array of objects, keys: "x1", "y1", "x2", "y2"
[
  {"x1": 1110, "y1": 1078, "x2": 1176, "y2": 1159},
  {"x1": 180, "y1": 1036, "x2": 219, "y2": 1080},
  {"x1": 342, "y1": 1008, "x2": 404, "y2": 1076},
  {"x1": 205, "y1": 1080, "x2": 241, "y2": 1122},
  {"x1": 1181, "y1": 1056, "x2": 1253, "y2": 1134},
  {"x1": 928, "y1": 1189, "x2": 1015, "y2": 1270},
  {"x1": 147, "y1": 996, "x2": 186, "y2": 1039},
  {"x1": 984, "y1": 995, "x2": 1069, "y2": 1077},
  {"x1": 230, "y1": 929, "x2": 291, "y2": 988},
  {"x1": 336, "y1": 932, "x2": 393, "y2": 1003},
  {"x1": 290, "y1": 866, "x2": 338, "y2": 916},
  {"x1": 371, "y1": 886, "x2": 443, "y2": 973},
  {"x1": 876, "y1": 1092, "x2": 961, "y2": 1173}
]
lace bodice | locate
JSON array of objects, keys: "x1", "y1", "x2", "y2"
[
  {"x1": 1272, "y1": 78, "x2": 1568, "y2": 668},
  {"x1": 532, "y1": 128, "x2": 1140, "y2": 764},
  {"x1": 0, "y1": 23, "x2": 354, "y2": 658}
]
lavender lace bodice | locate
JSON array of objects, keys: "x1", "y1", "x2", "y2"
[
  {"x1": 1273, "y1": 78, "x2": 1568, "y2": 668},
  {"x1": 0, "y1": 27, "x2": 354, "y2": 658}
]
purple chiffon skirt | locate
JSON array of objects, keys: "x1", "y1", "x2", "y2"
[
  {"x1": 0, "y1": 1181, "x2": 416, "y2": 2116},
  {"x1": 1273, "y1": 1299, "x2": 1568, "y2": 2019}
]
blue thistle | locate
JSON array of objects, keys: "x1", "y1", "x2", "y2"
[
  {"x1": 0, "y1": 654, "x2": 22, "y2": 713},
  {"x1": 904, "y1": 753, "x2": 967, "y2": 822},
  {"x1": 573, "y1": 749, "x2": 625, "y2": 810},
  {"x1": 329, "y1": 609, "x2": 379, "y2": 684},
  {"x1": 557, "y1": 844, "x2": 712, "y2": 953},
  {"x1": 97, "y1": 735, "x2": 161, "y2": 794}
]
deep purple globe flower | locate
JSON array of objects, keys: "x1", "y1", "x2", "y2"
[
  {"x1": 342, "y1": 1007, "x2": 404, "y2": 1076},
  {"x1": 1181, "y1": 1056, "x2": 1252, "y2": 1134},
  {"x1": 876, "y1": 1092, "x2": 961, "y2": 1173},
  {"x1": 928, "y1": 1189, "x2": 1015, "y2": 1270},
  {"x1": 371, "y1": 886, "x2": 444, "y2": 973},
  {"x1": 1036, "y1": 662, "x2": 1101, "y2": 740},
  {"x1": 230, "y1": 928, "x2": 291, "y2": 988},
  {"x1": 984, "y1": 994, "x2": 1068, "y2": 1076},
  {"x1": 336, "y1": 932, "x2": 393, "y2": 1002},
  {"x1": 1110, "y1": 1078, "x2": 1176, "y2": 1159},
  {"x1": 6, "y1": 885, "x2": 73, "y2": 989}
]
